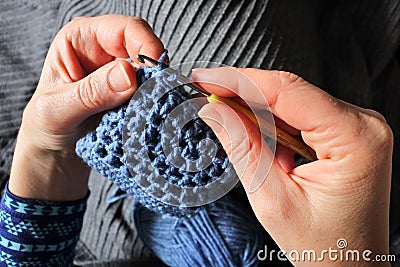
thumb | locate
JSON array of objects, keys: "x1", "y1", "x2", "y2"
[
  {"x1": 49, "y1": 60, "x2": 137, "y2": 127},
  {"x1": 73, "y1": 59, "x2": 137, "y2": 113},
  {"x1": 199, "y1": 101, "x2": 317, "y2": 249},
  {"x1": 198, "y1": 101, "x2": 286, "y2": 194}
]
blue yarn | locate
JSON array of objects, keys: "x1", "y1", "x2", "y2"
[
  {"x1": 76, "y1": 51, "x2": 236, "y2": 216},
  {"x1": 144, "y1": 88, "x2": 229, "y2": 187},
  {"x1": 134, "y1": 190, "x2": 265, "y2": 267},
  {"x1": 122, "y1": 69, "x2": 238, "y2": 210},
  {"x1": 76, "y1": 51, "x2": 265, "y2": 266}
]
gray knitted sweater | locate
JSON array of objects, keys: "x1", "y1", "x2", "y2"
[{"x1": 1, "y1": 0, "x2": 399, "y2": 266}]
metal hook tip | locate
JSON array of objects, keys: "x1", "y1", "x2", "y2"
[
  {"x1": 137, "y1": 54, "x2": 161, "y2": 66},
  {"x1": 136, "y1": 54, "x2": 145, "y2": 63}
]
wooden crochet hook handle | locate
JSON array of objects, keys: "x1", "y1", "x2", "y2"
[
  {"x1": 136, "y1": 53, "x2": 317, "y2": 162},
  {"x1": 207, "y1": 94, "x2": 317, "y2": 162}
]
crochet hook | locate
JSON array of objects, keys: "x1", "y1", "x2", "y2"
[{"x1": 137, "y1": 54, "x2": 317, "y2": 162}]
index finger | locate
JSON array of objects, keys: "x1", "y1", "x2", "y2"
[
  {"x1": 192, "y1": 67, "x2": 367, "y2": 160},
  {"x1": 192, "y1": 67, "x2": 345, "y2": 133},
  {"x1": 52, "y1": 15, "x2": 164, "y2": 80}
]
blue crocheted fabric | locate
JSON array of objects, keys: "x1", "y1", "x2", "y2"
[{"x1": 76, "y1": 52, "x2": 237, "y2": 217}]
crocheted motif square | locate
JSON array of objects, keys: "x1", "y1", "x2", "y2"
[{"x1": 76, "y1": 53, "x2": 237, "y2": 217}]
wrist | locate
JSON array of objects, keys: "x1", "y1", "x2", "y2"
[{"x1": 9, "y1": 129, "x2": 89, "y2": 201}]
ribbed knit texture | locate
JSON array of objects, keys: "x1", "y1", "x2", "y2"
[
  {"x1": 0, "y1": 1, "x2": 63, "y2": 190},
  {"x1": 74, "y1": 172, "x2": 164, "y2": 266},
  {"x1": 1, "y1": 1, "x2": 400, "y2": 266}
]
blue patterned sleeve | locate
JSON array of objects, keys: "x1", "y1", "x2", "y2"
[{"x1": 0, "y1": 185, "x2": 88, "y2": 266}]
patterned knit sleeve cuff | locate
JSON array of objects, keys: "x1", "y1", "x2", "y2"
[{"x1": 0, "y1": 184, "x2": 89, "y2": 266}]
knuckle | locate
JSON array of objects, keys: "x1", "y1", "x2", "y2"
[
  {"x1": 230, "y1": 139, "x2": 251, "y2": 166},
  {"x1": 63, "y1": 16, "x2": 87, "y2": 31},
  {"x1": 229, "y1": 133, "x2": 261, "y2": 172},
  {"x1": 32, "y1": 94, "x2": 56, "y2": 119},
  {"x1": 70, "y1": 16, "x2": 88, "y2": 23},
  {"x1": 354, "y1": 108, "x2": 394, "y2": 153},
  {"x1": 267, "y1": 71, "x2": 307, "y2": 107},
  {"x1": 125, "y1": 16, "x2": 152, "y2": 33},
  {"x1": 276, "y1": 70, "x2": 304, "y2": 87},
  {"x1": 26, "y1": 93, "x2": 61, "y2": 128},
  {"x1": 76, "y1": 76, "x2": 103, "y2": 110},
  {"x1": 56, "y1": 17, "x2": 86, "y2": 42},
  {"x1": 364, "y1": 108, "x2": 387, "y2": 122},
  {"x1": 364, "y1": 113, "x2": 394, "y2": 146},
  {"x1": 127, "y1": 16, "x2": 150, "y2": 26},
  {"x1": 218, "y1": 126, "x2": 248, "y2": 165}
]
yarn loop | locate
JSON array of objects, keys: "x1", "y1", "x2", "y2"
[
  {"x1": 144, "y1": 87, "x2": 228, "y2": 187},
  {"x1": 76, "y1": 52, "x2": 266, "y2": 266},
  {"x1": 123, "y1": 64, "x2": 238, "y2": 209},
  {"x1": 76, "y1": 51, "x2": 237, "y2": 216}
]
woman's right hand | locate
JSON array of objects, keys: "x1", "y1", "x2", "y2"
[{"x1": 194, "y1": 67, "x2": 393, "y2": 266}]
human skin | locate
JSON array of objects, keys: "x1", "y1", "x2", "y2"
[
  {"x1": 9, "y1": 15, "x2": 165, "y2": 201},
  {"x1": 8, "y1": 14, "x2": 393, "y2": 266},
  {"x1": 194, "y1": 68, "x2": 393, "y2": 266}
]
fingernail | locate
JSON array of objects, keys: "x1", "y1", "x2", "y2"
[
  {"x1": 108, "y1": 62, "x2": 132, "y2": 92},
  {"x1": 198, "y1": 104, "x2": 224, "y2": 135}
]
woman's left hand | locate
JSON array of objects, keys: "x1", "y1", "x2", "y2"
[{"x1": 9, "y1": 15, "x2": 164, "y2": 201}]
